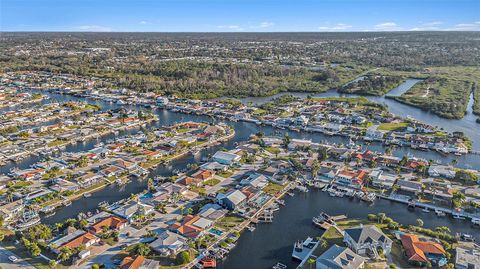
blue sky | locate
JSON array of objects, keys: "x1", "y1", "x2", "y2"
[{"x1": 1, "y1": 0, "x2": 479, "y2": 32}]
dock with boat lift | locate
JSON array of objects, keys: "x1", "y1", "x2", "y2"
[
  {"x1": 292, "y1": 237, "x2": 319, "y2": 267},
  {"x1": 378, "y1": 193, "x2": 480, "y2": 222}
]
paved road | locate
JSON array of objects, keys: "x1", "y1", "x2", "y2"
[{"x1": 0, "y1": 247, "x2": 35, "y2": 269}]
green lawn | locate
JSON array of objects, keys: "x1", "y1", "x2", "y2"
[
  {"x1": 378, "y1": 122, "x2": 409, "y2": 131},
  {"x1": 215, "y1": 215, "x2": 245, "y2": 231},
  {"x1": 262, "y1": 182, "x2": 285, "y2": 196},
  {"x1": 217, "y1": 170, "x2": 234, "y2": 178},
  {"x1": 1, "y1": 240, "x2": 69, "y2": 269},
  {"x1": 204, "y1": 178, "x2": 221, "y2": 186},
  {"x1": 265, "y1": 146, "x2": 281, "y2": 155}
]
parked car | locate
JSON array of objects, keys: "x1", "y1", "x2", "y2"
[{"x1": 8, "y1": 255, "x2": 18, "y2": 263}]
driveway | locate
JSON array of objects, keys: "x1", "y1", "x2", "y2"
[{"x1": 0, "y1": 246, "x2": 35, "y2": 269}]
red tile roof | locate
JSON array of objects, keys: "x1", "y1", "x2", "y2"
[
  {"x1": 90, "y1": 216, "x2": 128, "y2": 234},
  {"x1": 120, "y1": 256, "x2": 145, "y2": 269},
  {"x1": 401, "y1": 234, "x2": 446, "y2": 263}
]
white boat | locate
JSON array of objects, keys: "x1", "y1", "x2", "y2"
[
  {"x1": 472, "y1": 218, "x2": 480, "y2": 225},
  {"x1": 422, "y1": 208, "x2": 430, "y2": 213},
  {"x1": 435, "y1": 209, "x2": 446, "y2": 217},
  {"x1": 452, "y1": 213, "x2": 466, "y2": 220},
  {"x1": 83, "y1": 193, "x2": 92, "y2": 198}
]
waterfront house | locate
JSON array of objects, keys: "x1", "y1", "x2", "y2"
[
  {"x1": 240, "y1": 172, "x2": 269, "y2": 189},
  {"x1": 112, "y1": 200, "x2": 153, "y2": 221},
  {"x1": 400, "y1": 233, "x2": 446, "y2": 266},
  {"x1": 49, "y1": 178, "x2": 80, "y2": 193},
  {"x1": 149, "y1": 230, "x2": 188, "y2": 257},
  {"x1": 370, "y1": 169, "x2": 397, "y2": 189},
  {"x1": 200, "y1": 161, "x2": 229, "y2": 172},
  {"x1": 99, "y1": 165, "x2": 124, "y2": 178},
  {"x1": 197, "y1": 203, "x2": 228, "y2": 221},
  {"x1": 335, "y1": 169, "x2": 367, "y2": 188},
  {"x1": 365, "y1": 126, "x2": 385, "y2": 141},
  {"x1": 343, "y1": 225, "x2": 392, "y2": 257},
  {"x1": 212, "y1": 151, "x2": 241, "y2": 165},
  {"x1": 88, "y1": 216, "x2": 128, "y2": 235},
  {"x1": 455, "y1": 243, "x2": 480, "y2": 269},
  {"x1": 396, "y1": 179, "x2": 423, "y2": 194},
  {"x1": 77, "y1": 173, "x2": 104, "y2": 188},
  {"x1": 168, "y1": 215, "x2": 210, "y2": 239},
  {"x1": 50, "y1": 230, "x2": 99, "y2": 254},
  {"x1": 288, "y1": 139, "x2": 312, "y2": 150},
  {"x1": 120, "y1": 256, "x2": 159, "y2": 269},
  {"x1": 428, "y1": 165, "x2": 456, "y2": 179},
  {"x1": 316, "y1": 244, "x2": 365, "y2": 269},
  {"x1": 217, "y1": 189, "x2": 247, "y2": 210}
]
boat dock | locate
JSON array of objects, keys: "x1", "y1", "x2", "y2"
[
  {"x1": 292, "y1": 237, "x2": 319, "y2": 267},
  {"x1": 378, "y1": 194, "x2": 480, "y2": 221}
]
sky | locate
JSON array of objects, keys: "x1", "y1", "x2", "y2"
[{"x1": 1, "y1": 0, "x2": 479, "y2": 32}]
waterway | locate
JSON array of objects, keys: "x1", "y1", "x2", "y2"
[
  {"x1": 4, "y1": 85, "x2": 479, "y2": 267},
  {"x1": 214, "y1": 78, "x2": 480, "y2": 151},
  {"x1": 6, "y1": 87, "x2": 475, "y2": 225},
  {"x1": 217, "y1": 190, "x2": 479, "y2": 269}
]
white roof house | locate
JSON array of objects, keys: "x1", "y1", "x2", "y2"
[
  {"x1": 212, "y1": 151, "x2": 241, "y2": 165},
  {"x1": 150, "y1": 230, "x2": 188, "y2": 256}
]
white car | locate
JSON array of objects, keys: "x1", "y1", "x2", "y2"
[{"x1": 8, "y1": 255, "x2": 18, "y2": 263}]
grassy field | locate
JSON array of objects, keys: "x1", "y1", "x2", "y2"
[
  {"x1": 474, "y1": 82, "x2": 480, "y2": 115},
  {"x1": 377, "y1": 122, "x2": 409, "y2": 131},
  {"x1": 394, "y1": 77, "x2": 473, "y2": 119},
  {"x1": 217, "y1": 170, "x2": 234, "y2": 178},
  {"x1": 215, "y1": 215, "x2": 244, "y2": 230},
  {"x1": 203, "y1": 178, "x2": 220, "y2": 186},
  {"x1": 262, "y1": 182, "x2": 285, "y2": 196}
]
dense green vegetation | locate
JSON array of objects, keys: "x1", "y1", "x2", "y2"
[
  {"x1": 473, "y1": 82, "x2": 480, "y2": 115},
  {"x1": 339, "y1": 75, "x2": 403, "y2": 96},
  {"x1": 393, "y1": 77, "x2": 473, "y2": 119},
  {"x1": 2, "y1": 32, "x2": 480, "y2": 100}
]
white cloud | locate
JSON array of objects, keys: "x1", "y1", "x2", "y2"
[
  {"x1": 448, "y1": 21, "x2": 480, "y2": 31},
  {"x1": 258, "y1": 21, "x2": 274, "y2": 28},
  {"x1": 139, "y1": 21, "x2": 148, "y2": 25},
  {"x1": 318, "y1": 23, "x2": 352, "y2": 31},
  {"x1": 410, "y1": 21, "x2": 443, "y2": 31},
  {"x1": 217, "y1": 25, "x2": 244, "y2": 31},
  {"x1": 374, "y1": 22, "x2": 402, "y2": 31},
  {"x1": 75, "y1": 25, "x2": 112, "y2": 32}
]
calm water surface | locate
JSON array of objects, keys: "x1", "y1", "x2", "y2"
[{"x1": 4, "y1": 87, "x2": 478, "y2": 268}]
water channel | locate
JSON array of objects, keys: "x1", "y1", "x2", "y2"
[{"x1": 3, "y1": 81, "x2": 479, "y2": 268}]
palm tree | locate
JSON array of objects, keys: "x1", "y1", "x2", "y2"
[
  {"x1": 58, "y1": 247, "x2": 72, "y2": 262},
  {"x1": 307, "y1": 257, "x2": 316, "y2": 269}
]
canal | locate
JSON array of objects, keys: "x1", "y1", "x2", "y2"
[
  {"x1": 7, "y1": 85, "x2": 479, "y2": 268},
  {"x1": 217, "y1": 190, "x2": 479, "y2": 269}
]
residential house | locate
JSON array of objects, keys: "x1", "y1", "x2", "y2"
[
  {"x1": 316, "y1": 244, "x2": 365, "y2": 269},
  {"x1": 335, "y1": 170, "x2": 367, "y2": 188},
  {"x1": 401, "y1": 233, "x2": 446, "y2": 265},
  {"x1": 343, "y1": 225, "x2": 392, "y2": 257},
  {"x1": 212, "y1": 151, "x2": 241, "y2": 165},
  {"x1": 370, "y1": 169, "x2": 397, "y2": 189},
  {"x1": 217, "y1": 189, "x2": 247, "y2": 210},
  {"x1": 88, "y1": 216, "x2": 128, "y2": 235},
  {"x1": 149, "y1": 230, "x2": 188, "y2": 257},
  {"x1": 455, "y1": 243, "x2": 480, "y2": 269},
  {"x1": 120, "y1": 256, "x2": 159, "y2": 269},
  {"x1": 240, "y1": 172, "x2": 269, "y2": 189},
  {"x1": 112, "y1": 200, "x2": 153, "y2": 221},
  {"x1": 168, "y1": 215, "x2": 211, "y2": 239}
]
